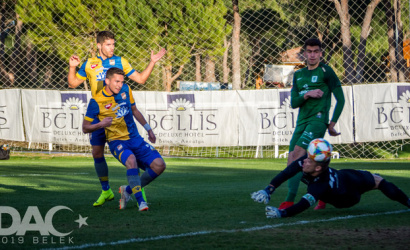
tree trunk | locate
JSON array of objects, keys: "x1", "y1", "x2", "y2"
[
  {"x1": 355, "y1": 0, "x2": 381, "y2": 83},
  {"x1": 164, "y1": 65, "x2": 172, "y2": 92},
  {"x1": 204, "y1": 55, "x2": 216, "y2": 82},
  {"x1": 163, "y1": 64, "x2": 185, "y2": 92},
  {"x1": 317, "y1": 19, "x2": 329, "y2": 63},
  {"x1": 231, "y1": 0, "x2": 241, "y2": 89},
  {"x1": 26, "y1": 40, "x2": 38, "y2": 87},
  {"x1": 162, "y1": 66, "x2": 167, "y2": 91},
  {"x1": 0, "y1": 1, "x2": 12, "y2": 87},
  {"x1": 384, "y1": 0, "x2": 398, "y2": 81},
  {"x1": 243, "y1": 35, "x2": 261, "y2": 88},
  {"x1": 195, "y1": 54, "x2": 201, "y2": 82},
  {"x1": 394, "y1": 0, "x2": 406, "y2": 81},
  {"x1": 9, "y1": 15, "x2": 23, "y2": 87},
  {"x1": 42, "y1": 65, "x2": 53, "y2": 88},
  {"x1": 332, "y1": 0, "x2": 355, "y2": 84},
  {"x1": 223, "y1": 37, "x2": 231, "y2": 83},
  {"x1": 0, "y1": 1, "x2": 5, "y2": 64},
  {"x1": 89, "y1": 41, "x2": 96, "y2": 58}
]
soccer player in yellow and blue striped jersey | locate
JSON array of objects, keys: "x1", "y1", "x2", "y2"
[
  {"x1": 82, "y1": 68, "x2": 166, "y2": 211},
  {"x1": 68, "y1": 31, "x2": 166, "y2": 207}
]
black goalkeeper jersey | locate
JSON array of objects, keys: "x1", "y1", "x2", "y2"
[{"x1": 270, "y1": 156, "x2": 376, "y2": 217}]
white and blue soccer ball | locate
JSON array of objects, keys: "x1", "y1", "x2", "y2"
[{"x1": 307, "y1": 138, "x2": 332, "y2": 162}]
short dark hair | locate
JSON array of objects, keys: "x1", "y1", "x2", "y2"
[
  {"x1": 303, "y1": 38, "x2": 322, "y2": 50},
  {"x1": 96, "y1": 31, "x2": 115, "y2": 44},
  {"x1": 105, "y1": 67, "x2": 124, "y2": 79},
  {"x1": 317, "y1": 159, "x2": 330, "y2": 171}
]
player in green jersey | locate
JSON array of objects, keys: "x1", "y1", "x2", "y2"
[{"x1": 278, "y1": 38, "x2": 345, "y2": 210}]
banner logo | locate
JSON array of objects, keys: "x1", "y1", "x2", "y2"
[
  {"x1": 375, "y1": 85, "x2": 410, "y2": 139},
  {"x1": 167, "y1": 94, "x2": 195, "y2": 110},
  {"x1": 397, "y1": 86, "x2": 410, "y2": 103},
  {"x1": 36, "y1": 92, "x2": 89, "y2": 144},
  {"x1": 61, "y1": 93, "x2": 87, "y2": 110},
  {"x1": 0, "y1": 205, "x2": 87, "y2": 246},
  {"x1": 258, "y1": 90, "x2": 297, "y2": 144},
  {"x1": 147, "y1": 93, "x2": 218, "y2": 146},
  {"x1": 279, "y1": 91, "x2": 291, "y2": 108}
]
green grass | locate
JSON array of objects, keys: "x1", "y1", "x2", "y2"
[{"x1": 0, "y1": 155, "x2": 409, "y2": 249}]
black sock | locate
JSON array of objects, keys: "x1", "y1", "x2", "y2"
[{"x1": 378, "y1": 179, "x2": 410, "y2": 208}]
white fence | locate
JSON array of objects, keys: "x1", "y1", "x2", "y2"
[{"x1": 1, "y1": 83, "x2": 410, "y2": 158}]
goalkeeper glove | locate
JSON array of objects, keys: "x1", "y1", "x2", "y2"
[
  {"x1": 265, "y1": 206, "x2": 283, "y2": 218},
  {"x1": 250, "y1": 190, "x2": 271, "y2": 204}
]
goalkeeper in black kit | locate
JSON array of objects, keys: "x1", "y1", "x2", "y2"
[{"x1": 251, "y1": 138, "x2": 410, "y2": 218}]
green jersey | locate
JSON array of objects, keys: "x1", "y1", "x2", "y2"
[{"x1": 291, "y1": 62, "x2": 342, "y2": 125}]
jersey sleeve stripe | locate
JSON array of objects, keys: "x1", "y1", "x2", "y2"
[
  {"x1": 84, "y1": 116, "x2": 94, "y2": 122},
  {"x1": 76, "y1": 73, "x2": 87, "y2": 80},
  {"x1": 125, "y1": 69, "x2": 135, "y2": 77}
]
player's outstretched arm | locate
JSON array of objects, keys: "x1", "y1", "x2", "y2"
[
  {"x1": 128, "y1": 48, "x2": 167, "y2": 84},
  {"x1": 131, "y1": 105, "x2": 156, "y2": 143},
  {"x1": 251, "y1": 185, "x2": 275, "y2": 204},
  {"x1": 151, "y1": 48, "x2": 167, "y2": 63},
  {"x1": 67, "y1": 55, "x2": 85, "y2": 88},
  {"x1": 265, "y1": 197, "x2": 311, "y2": 219}
]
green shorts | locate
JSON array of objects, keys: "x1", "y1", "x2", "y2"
[{"x1": 289, "y1": 121, "x2": 328, "y2": 151}]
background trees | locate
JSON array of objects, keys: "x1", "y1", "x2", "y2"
[{"x1": 0, "y1": 0, "x2": 408, "y2": 90}]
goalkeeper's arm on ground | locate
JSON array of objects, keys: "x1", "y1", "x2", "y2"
[
  {"x1": 251, "y1": 155, "x2": 307, "y2": 204},
  {"x1": 279, "y1": 195, "x2": 312, "y2": 217}
]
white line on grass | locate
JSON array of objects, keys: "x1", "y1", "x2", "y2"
[{"x1": 45, "y1": 209, "x2": 410, "y2": 250}]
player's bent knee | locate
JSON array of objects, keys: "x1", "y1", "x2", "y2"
[
  {"x1": 92, "y1": 145, "x2": 105, "y2": 158},
  {"x1": 125, "y1": 154, "x2": 138, "y2": 170},
  {"x1": 151, "y1": 158, "x2": 166, "y2": 174}
]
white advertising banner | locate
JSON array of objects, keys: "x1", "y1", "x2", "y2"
[
  {"x1": 237, "y1": 86, "x2": 354, "y2": 146},
  {"x1": 0, "y1": 89, "x2": 25, "y2": 141},
  {"x1": 131, "y1": 91, "x2": 148, "y2": 142},
  {"x1": 21, "y1": 90, "x2": 91, "y2": 145},
  {"x1": 354, "y1": 83, "x2": 410, "y2": 142},
  {"x1": 238, "y1": 89, "x2": 297, "y2": 146},
  {"x1": 11, "y1": 85, "x2": 370, "y2": 147},
  {"x1": 142, "y1": 91, "x2": 238, "y2": 146},
  {"x1": 323, "y1": 86, "x2": 354, "y2": 144}
]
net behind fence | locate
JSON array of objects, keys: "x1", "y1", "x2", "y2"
[
  {"x1": 1, "y1": 1, "x2": 410, "y2": 158},
  {"x1": 2, "y1": 1, "x2": 409, "y2": 90},
  {"x1": 1, "y1": 139, "x2": 409, "y2": 159}
]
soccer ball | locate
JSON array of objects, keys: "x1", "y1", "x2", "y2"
[{"x1": 307, "y1": 138, "x2": 332, "y2": 162}]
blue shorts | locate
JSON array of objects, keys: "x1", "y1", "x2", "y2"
[
  {"x1": 89, "y1": 118, "x2": 107, "y2": 146},
  {"x1": 108, "y1": 137, "x2": 162, "y2": 170}
]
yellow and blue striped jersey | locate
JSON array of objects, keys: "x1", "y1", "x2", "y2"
[
  {"x1": 84, "y1": 84, "x2": 143, "y2": 143},
  {"x1": 76, "y1": 55, "x2": 136, "y2": 97}
]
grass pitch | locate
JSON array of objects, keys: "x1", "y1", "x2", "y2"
[{"x1": 0, "y1": 155, "x2": 409, "y2": 249}]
